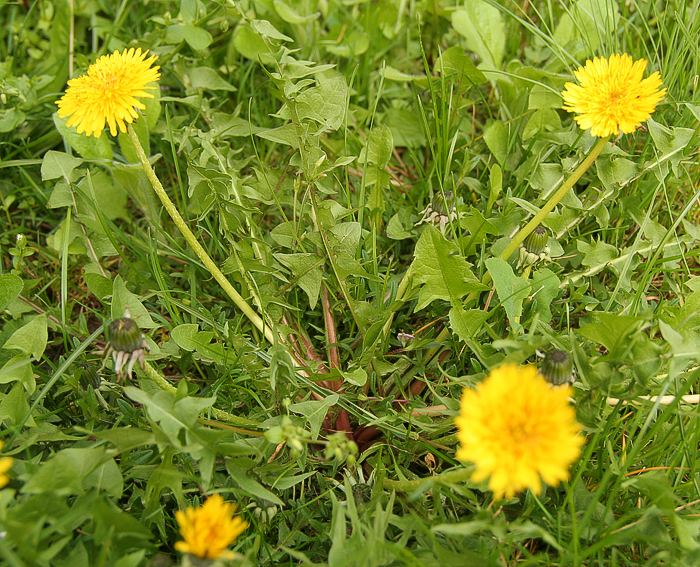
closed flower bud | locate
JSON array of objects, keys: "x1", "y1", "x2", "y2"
[
  {"x1": 540, "y1": 349, "x2": 575, "y2": 386},
  {"x1": 524, "y1": 225, "x2": 549, "y2": 255}
]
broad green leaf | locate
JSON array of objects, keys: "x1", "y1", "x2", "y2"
[
  {"x1": 578, "y1": 240, "x2": 619, "y2": 276},
  {"x1": 647, "y1": 118, "x2": 695, "y2": 178},
  {"x1": 226, "y1": 458, "x2": 284, "y2": 506},
  {"x1": 233, "y1": 23, "x2": 274, "y2": 64},
  {"x1": 0, "y1": 354, "x2": 35, "y2": 393},
  {"x1": 384, "y1": 107, "x2": 426, "y2": 148},
  {"x1": 342, "y1": 367, "x2": 367, "y2": 387},
  {"x1": 579, "y1": 312, "x2": 642, "y2": 357},
  {"x1": 530, "y1": 268, "x2": 561, "y2": 322},
  {"x1": 273, "y1": 0, "x2": 318, "y2": 24},
  {"x1": 0, "y1": 382, "x2": 31, "y2": 426},
  {"x1": 41, "y1": 150, "x2": 82, "y2": 181},
  {"x1": 295, "y1": 75, "x2": 348, "y2": 132},
  {"x1": 80, "y1": 170, "x2": 128, "y2": 221},
  {"x1": 171, "y1": 324, "x2": 229, "y2": 364},
  {"x1": 95, "y1": 427, "x2": 156, "y2": 453},
  {"x1": 111, "y1": 275, "x2": 157, "y2": 328},
  {"x1": 53, "y1": 114, "x2": 113, "y2": 160},
  {"x1": 483, "y1": 120, "x2": 508, "y2": 166},
  {"x1": 165, "y1": 23, "x2": 213, "y2": 50},
  {"x1": 0, "y1": 274, "x2": 23, "y2": 310},
  {"x1": 188, "y1": 67, "x2": 237, "y2": 92},
  {"x1": 124, "y1": 386, "x2": 215, "y2": 450},
  {"x1": 3, "y1": 314, "x2": 48, "y2": 359},
  {"x1": 358, "y1": 124, "x2": 393, "y2": 167},
  {"x1": 435, "y1": 45, "x2": 487, "y2": 85},
  {"x1": 411, "y1": 225, "x2": 485, "y2": 310},
  {"x1": 275, "y1": 253, "x2": 324, "y2": 309},
  {"x1": 47, "y1": 180, "x2": 73, "y2": 209},
  {"x1": 452, "y1": 2, "x2": 506, "y2": 69},
  {"x1": 251, "y1": 19, "x2": 293, "y2": 42},
  {"x1": 256, "y1": 124, "x2": 300, "y2": 148},
  {"x1": 289, "y1": 394, "x2": 340, "y2": 440},
  {"x1": 449, "y1": 306, "x2": 489, "y2": 341},
  {"x1": 386, "y1": 212, "x2": 414, "y2": 240},
  {"x1": 23, "y1": 447, "x2": 123, "y2": 498},
  {"x1": 0, "y1": 108, "x2": 26, "y2": 132},
  {"x1": 659, "y1": 320, "x2": 700, "y2": 378},
  {"x1": 596, "y1": 155, "x2": 638, "y2": 190},
  {"x1": 485, "y1": 257, "x2": 531, "y2": 334},
  {"x1": 84, "y1": 271, "x2": 113, "y2": 301}
]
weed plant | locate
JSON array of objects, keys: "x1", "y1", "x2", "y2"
[{"x1": 0, "y1": 1, "x2": 699, "y2": 565}]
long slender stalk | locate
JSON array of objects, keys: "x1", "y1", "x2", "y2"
[
  {"x1": 127, "y1": 126, "x2": 275, "y2": 345},
  {"x1": 498, "y1": 136, "x2": 609, "y2": 262}
]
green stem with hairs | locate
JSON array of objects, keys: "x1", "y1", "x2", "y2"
[{"x1": 127, "y1": 126, "x2": 275, "y2": 345}]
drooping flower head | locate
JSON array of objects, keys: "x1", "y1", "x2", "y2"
[
  {"x1": 561, "y1": 53, "x2": 666, "y2": 137},
  {"x1": 175, "y1": 494, "x2": 248, "y2": 560},
  {"x1": 56, "y1": 47, "x2": 160, "y2": 138},
  {"x1": 0, "y1": 441, "x2": 13, "y2": 488},
  {"x1": 455, "y1": 364, "x2": 584, "y2": 499}
]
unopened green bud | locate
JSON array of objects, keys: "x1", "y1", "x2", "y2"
[
  {"x1": 540, "y1": 349, "x2": 574, "y2": 386},
  {"x1": 524, "y1": 225, "x2": 548, "y2": 255}
]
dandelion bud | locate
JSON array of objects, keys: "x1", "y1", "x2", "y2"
[
  {"x1": 524, "y1": 225, "x2": 548, "y2": 255},
  {"x1": 540, "y1": 349, "x2": 575, "y2": 386},
  {"x1": 108, "y1": 317, "x2": 142, "y2": 353},
  {"x1": 106, "y1": 315, "x2": 147, "y2": 380}
]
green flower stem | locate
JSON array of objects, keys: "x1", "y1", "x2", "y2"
[
  {"x1": 127, "y1": 126, "x2": 275, "y2": 345},
  {"x1": 498, "y1": 136, "x2": 609, "y2": 263},
  {"x1": 383, "y1": 466, "x2": 473, "y2": 492},
  {"x1": 141, "y1": 361, "x2": 260, "y2": 427}
]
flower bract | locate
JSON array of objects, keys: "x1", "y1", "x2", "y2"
[
  {"x1": 455, "y1": 364, "x2": 583, "y2": 499},
  {"x1": 561, "y1": 53, "x2": 665, "y2": 137},
  {"x1": 56, "y1": 47, "x2": 160, "y2": 138},
  {"x1": 175, "y1": 494, "x2": 248, "y2": 560}
]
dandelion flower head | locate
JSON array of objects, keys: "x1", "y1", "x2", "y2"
[
  {"x1": 56, "y1": 48, "x2": 160, "y2": 138},
  {"x1": 455, "y1": 364, "x2": 584, "y2": 499},
  {"x1": 0, "y1": 441, "x2": 13, "y2": 489},
  {"x1": 561, "y1": 53, "x2": 666, "y2": 137},
  {"x1": 175, "y1": 494, "x2": 248, "y2": 560}
]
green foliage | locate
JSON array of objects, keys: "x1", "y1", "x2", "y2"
[{"x1": 1, "y1": 0, "x2": 700, "y2": 565}]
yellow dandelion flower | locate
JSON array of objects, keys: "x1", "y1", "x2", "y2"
[
  {"x1": 455, "y1": 364, "x2": 584, "y2": 499},
  {"x1": 561, "y1": 53, "x2": 666, "y2": 137},
  {"x1": 56, "y1": 47, "x2": 160, "y2": 138},
  {"x1": 175, "y1": 494, "x2": 248, "y2": 560},
  {"x1": 0, "y1": 441, "x2": 13, "y2": 489}
]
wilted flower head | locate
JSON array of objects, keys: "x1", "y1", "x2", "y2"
[
  {"x1": 417, "y1": 191, "x2": 459, "y2": 233},
  {"x1": 561, "y1": 53, "x2": 665, "y2": 137},
  {"x1": 456, "y1": 364, "x2": 584, "y2": 499},
  {"x1": 175, "y1": 494, "x2": 248, "y2": 560},
  {"x1": 106, "y1": 313, "x2": 147, "y2": 380},
  {"x1": 56, "y1": 47, "x2": 160, "y2": 137}
]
